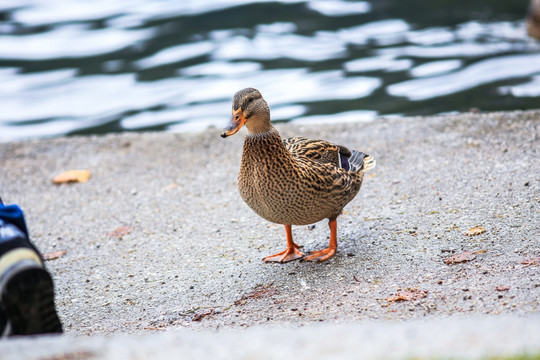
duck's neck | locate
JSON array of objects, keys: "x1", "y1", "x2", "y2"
[
  {"x1": 242, "y1": 127, "x2": 291, "y2": 163},
  {"x1": 245, "y1": 119, "x2": 272, "y2": 135},
  {"x1": 245, "y1": 126, "x2": 281, "y2": 146}
]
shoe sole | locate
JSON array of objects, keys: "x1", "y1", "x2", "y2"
[{"x1": 0, "y1": 251, "x2": 63, "y2": 335}]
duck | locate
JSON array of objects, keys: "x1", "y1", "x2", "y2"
[{"x1": 221, "y1": 88, "x2": 375, "y2": 263}]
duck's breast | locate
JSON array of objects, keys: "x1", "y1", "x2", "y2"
[{"x1": 238, "y1": 157, "x2": 361, "y2": 225}]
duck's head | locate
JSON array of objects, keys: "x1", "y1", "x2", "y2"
[{"x1": 221, "y1": 88, "x2": 271, "y2": 138}]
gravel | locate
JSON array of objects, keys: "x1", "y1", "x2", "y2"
[{"x1": 0, "y1": 110, "x2": 539, "y2": 358}]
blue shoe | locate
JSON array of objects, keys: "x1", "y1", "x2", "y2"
[{"x1": 0, "y1": 200, "x2": 63, "y2": 337}]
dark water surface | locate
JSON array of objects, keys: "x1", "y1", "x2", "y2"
[{"x1": 1, "y1": 0, "x2": 539, "y2": 142}]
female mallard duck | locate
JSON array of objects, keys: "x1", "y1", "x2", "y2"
[{"x1": 221, "y1": 88, "x2": 375, "y2": 263}]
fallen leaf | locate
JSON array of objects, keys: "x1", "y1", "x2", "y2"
[
  {"x1": 495, "y1": 286, "x2": 510, "y2": 291},
  {"x1": 191, "y1": 309, "x2": 214, "y2": 322},
  {"x1": 234, "y1": 283, "x2": 279, "y2": 305},
  {"x1": 465, "y1": 226, "x2": 486, "y2": 236},
  {"x1": 43, "y1": 250, "x2": 67, "y2": 261},
  {"x1": 521, "y1": 257, "x2": 540, "y2": 266},
  {"x1": 108, "y1": 226, "x2": 133, "y2": 239},
  {"x1": 445, "y1": 251, "x2": 476, "y2": 265},
  {"x1": 386, "y1": 288, "x2": 428, "y2": 303},
  {"x1": 143, "y1": 326, "x2": 166, "y2": 331},
  {"x1": 52, "y1": 170, "x2": 91, "y2": 184}
]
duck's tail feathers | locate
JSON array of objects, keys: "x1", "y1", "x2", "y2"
[{"x1": 349, "y1": 151, "x2": 376, "y2": 173}]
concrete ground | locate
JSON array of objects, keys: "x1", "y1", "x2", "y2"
[{"x1": 0, "y1": 110, "x2": 539, "y2": 358}]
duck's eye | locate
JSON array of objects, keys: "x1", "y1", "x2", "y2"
[{"x1": 247, "y1": 97, "x2": 254, "y2": 103}]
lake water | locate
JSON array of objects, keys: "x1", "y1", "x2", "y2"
[{"x1": 1, "y1": 0, "x2": 539, "y2": 142}]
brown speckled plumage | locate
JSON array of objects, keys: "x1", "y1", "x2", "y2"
[
  {"x1": 221, "y1": 88, "x2": 375, "y2": 262},
  {"x1": 239, "y1": 129, "x2": 363, "y2": 225}
]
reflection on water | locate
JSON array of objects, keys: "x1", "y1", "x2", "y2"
[
  {"x1": 0, "y1": 0, "x2": 539, "y2": 142},
  {"x1": 388, "y1": 53, "x2": 540, "y2": 100}
]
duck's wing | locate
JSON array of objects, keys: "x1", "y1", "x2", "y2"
[
  {"x1": 284, "y1": 137, "x2": 373, "y2": 172},
  {"x1": 284, "y1": 137, "x2": 342, "y2": 165}
]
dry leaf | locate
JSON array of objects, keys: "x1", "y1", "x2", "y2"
[
  {"x1": 191, "y1": 309, "x2": 214, "y2": 322},
  {"x1": 473, "y1": 249, "x2": 487, "y2": 254},
  {"x1": 386, "y1": 288, "x2": 428, "y2": 303},
  {"x1": 495, "y1": 286, "x2": 510, "y2": 291},
  {"x1": 465, "y1": 226, "x2": 486, "y2": 236},
  {"x1": 43, "y1": 250, "x2": 67, "y2": 261},
  {"x1": 445, "y1": 251, "x2": 476, "y2": 265},
  {"x1": 143, "y1": 326, "x2": 166, "y2": 331},
  {"x1": 108, "y1": 226, "x2": 133, "y2": 239},
  {"x1": 234, "y1": 283, "x2": 278, "y2": 305},
  {"x1": 521, "y1": 257, "x2": 540, "y2": 266},
  {"x1": 52, "y1": 170, "x2": 91, "y2": 184}
]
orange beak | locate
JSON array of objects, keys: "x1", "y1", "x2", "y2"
[{"x1": 221, "y1": 108, "x2": 246, "y2": 138}]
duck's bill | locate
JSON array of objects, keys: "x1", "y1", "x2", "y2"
[{"x1": 221, "y1": 108, "x2": 246, "y2": 138}]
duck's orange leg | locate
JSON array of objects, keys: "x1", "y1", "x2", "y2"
[
  {"x1": 263, "y1": 224, "x2": 305, "y2": 263},
  {"x1": 304, "y1": 219, "x2": 337, "y2": 262}
]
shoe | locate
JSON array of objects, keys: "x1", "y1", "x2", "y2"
[{"x1": 0, "y1": 202, "x2": 63, "y2": 337}]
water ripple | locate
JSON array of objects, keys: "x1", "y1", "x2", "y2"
[
  {"x1": 134, "y1": 42, "x2": 216, "y2": 70},
  {"x1": 307, "y1": 0, "x2": 370, "y2": 16},
  {"x1": 388, "y1": 53, "x2": 540, "y2": 101},
  {"x1": 212, "y1": 33, "x2": 347, "y2": 61},
  {"x1": 0, "y1": 26, "x2": 153, "y2": 60},
  {"x1": 499, "y1": 75, "x2": 540, "y2": 97}
]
